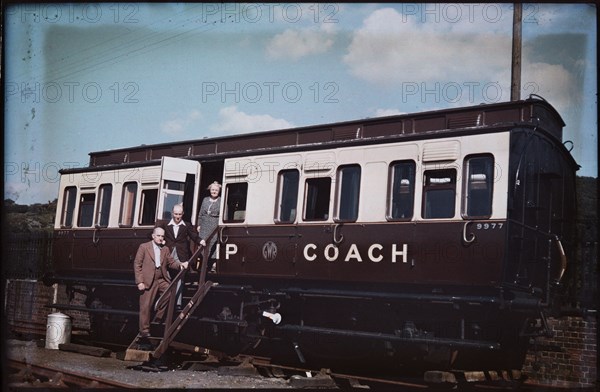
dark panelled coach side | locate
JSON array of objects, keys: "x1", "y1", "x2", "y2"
[{"x1": 504, "y1": 125, "x2": 578, "y2": 301}]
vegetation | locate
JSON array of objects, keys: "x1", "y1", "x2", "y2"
[{"x1": 4, "y1": 199, "x2": 57, "y2": 233}]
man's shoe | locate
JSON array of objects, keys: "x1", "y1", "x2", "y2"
[
  {"x1": 138, "y1": 332, "x2": 151, "y2": 344},
  {"x1": 138, "y1": 342, "x2": 153, "y2": 351}
]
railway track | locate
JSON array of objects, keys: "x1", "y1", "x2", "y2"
[
  {"x1": 7, "y1": 339, "x2": 592, "y2": 391},
  {"x1": 181, "y1": 352, "x2": 594, "y2": 391},
  {"x1": 247, "y1": 356, "x2": 431, "y2": 389},
  {"x1": 177, "y1": 352, "x2": 528, "y2": 390},
  {"x1": 7, "y1": 359, "x2": 136, "y2": 389}
]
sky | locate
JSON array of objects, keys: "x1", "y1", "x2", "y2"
[{"x1": 4, "y1": 3, "x2": 597, "y2": 205}]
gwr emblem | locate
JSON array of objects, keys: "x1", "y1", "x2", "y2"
[{"x1": 262, "y1": 241, "x2": 278, "y2": 261}]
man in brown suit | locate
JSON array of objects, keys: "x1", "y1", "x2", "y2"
[{"x1": 134, "y1": 227, "x2": 189, "y2": 338}]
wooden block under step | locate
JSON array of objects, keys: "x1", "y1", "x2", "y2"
[
  {"x1": 424, "y1": 371, "x2": 458, "y2": 384},
  {"x1": 123, "y1": 348, "x2": 151, "y2": 362}
]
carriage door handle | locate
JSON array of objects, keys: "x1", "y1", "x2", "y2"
[
  {"x1": 462, "y1": 221, "x2": 475, "y2": 245},
  {"x1": 93, "y1": 224, "x2": 101, "y2": 246},
  {"x1": 219, "y1": 226, "x2": 228, "y2": 244},
  {"x1": 554, "y1": 235, "x2": 567, "y2": 283},
  {"x1": 333, "y1": 223, "x2": 344, "y2": 245}
]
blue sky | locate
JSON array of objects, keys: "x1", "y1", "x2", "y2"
[{"x1": 4, "y1": 3, "x2": 597, "y2": 204}]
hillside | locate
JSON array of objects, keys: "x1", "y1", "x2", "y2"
[{"x1": 4, "y1": 199, "x2": 57, "y2": 233}]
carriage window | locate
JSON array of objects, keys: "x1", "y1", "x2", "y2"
[
  {"x1": 387, "y1": 161, "x2": 416, "y2": 220},
  {"x1": 275, "y1": 170, "x2": 299, "y2": 223},
  {"x1": 139, "y1": 188, "x2": 158, "y2": 225},
  {"x1": 77, "y1": 193, "x2": 95, "y2": 227},
  {"x1": 160, "y1": 180, "x2": 185, "y2": 220},
  {"x1": 423, "y1": 169, "x2": 456, "y2": 219},
  {"x1": 335, "y1": 165, "x2": 361, "y2": 222},
  {"x1": 463, "y1": 155, "x2": 494, "y2": 218},
  {"x1": 95, "y1": 184, "x2": 112, "y2": 227},
  {"x1": 60, "y1": 186, "x2": 77, "y2": 228},
  {"x1": 119, "y1": 182, "x2": 137, "y2": 227},
  {"x1": 224, "y1": 182, "x2": 248, "y2": 222},
  {"x1": 304, "y1": 177, "x2": 331, "y2": 221}
]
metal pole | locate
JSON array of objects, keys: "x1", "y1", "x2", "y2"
[{"x1": 511, "y1": 3, "x2": 522, "y2": 101}]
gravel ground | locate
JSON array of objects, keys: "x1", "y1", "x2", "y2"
[
  {"x1": 5, "y1": 339, "x2": 297, "y2": 389},
  {"x1": 8, "y1": 339, "x2": 592, "y2": 391}
]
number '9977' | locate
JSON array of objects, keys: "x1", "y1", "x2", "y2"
[{"x1": 476, "y1": 223, "x2": 503, "y2": 230}]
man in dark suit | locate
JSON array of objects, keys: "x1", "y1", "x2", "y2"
[
  {"x1": 156, "y1": 204, "x2": 200, "y2": 308},
  {"x1": 156, "y1": 203, "x2": 200, "y2": 264},
  {"x1": 134, "y1": 226, "x2": 189, "y2": 338}
]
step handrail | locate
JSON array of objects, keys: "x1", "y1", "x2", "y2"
[
  {"x1": 154, "y1": 225, "x2": 220, "y2": 312},
  {"x1": 151, "y1": 226, "x2": 220, "y2": 359},
  {"x1": 154, "y1": 245, "x2": 202, "y2": 313}
]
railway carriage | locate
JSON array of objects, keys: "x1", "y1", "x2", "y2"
[{"x1": 46, "y1": 96, "x2": 578, "y2": 374}]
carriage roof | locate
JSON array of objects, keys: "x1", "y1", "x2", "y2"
[{"x1": 77, "y1": 97, "x2": 564, "y2": 173}]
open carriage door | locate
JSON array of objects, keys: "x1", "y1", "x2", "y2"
[{"x1": 157, "y1": 156, "x2": 202, "y2": 224}]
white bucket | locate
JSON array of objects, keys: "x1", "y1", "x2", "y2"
[{"x1": 45, "y1": 312, "x2": 72, "y2": 349}]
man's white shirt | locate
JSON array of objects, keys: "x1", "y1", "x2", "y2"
[
  {"x1": 152, "y1": 243, "x2": 161, "y2": 268},
  {"x1": 168, "y1": 219, "x2": 186, "y2": 238}
]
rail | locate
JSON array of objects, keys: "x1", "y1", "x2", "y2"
[
  {"x1": 7, "y1": 359, "x2": 135, "y2": 388},
  {"x1": 151, "y1": 226, "x2": 220, "y2": 359}
]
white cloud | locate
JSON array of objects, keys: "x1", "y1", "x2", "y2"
[
  {"x1": 374, "y1": 108, "x2": 405, "y2": 117},
  {"x1": 266, "y1": 26, "x2": 335, "y2": 61},
  {"x1": 521, "y1": 62, "x2": 577, "y2": 112},
  {"x1": 343, "y1": 7, "x2": 511, "y2": 86},
  {"x1": 211, "y1": 106, "x2": 294, "y2": 135},
  {"x1": 161, "y1": 110, "x2": 202, "y2": 136},
  {"x1": 4, "y1": 180, "x2": 59, "y2": 205},
  {"x1": 4, "y1": 182, "x2": 29, "y2": 202}
]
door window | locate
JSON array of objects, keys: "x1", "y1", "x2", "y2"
[{"x1": 423, "y1": 169, "x2": 456, "y2": 219}]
